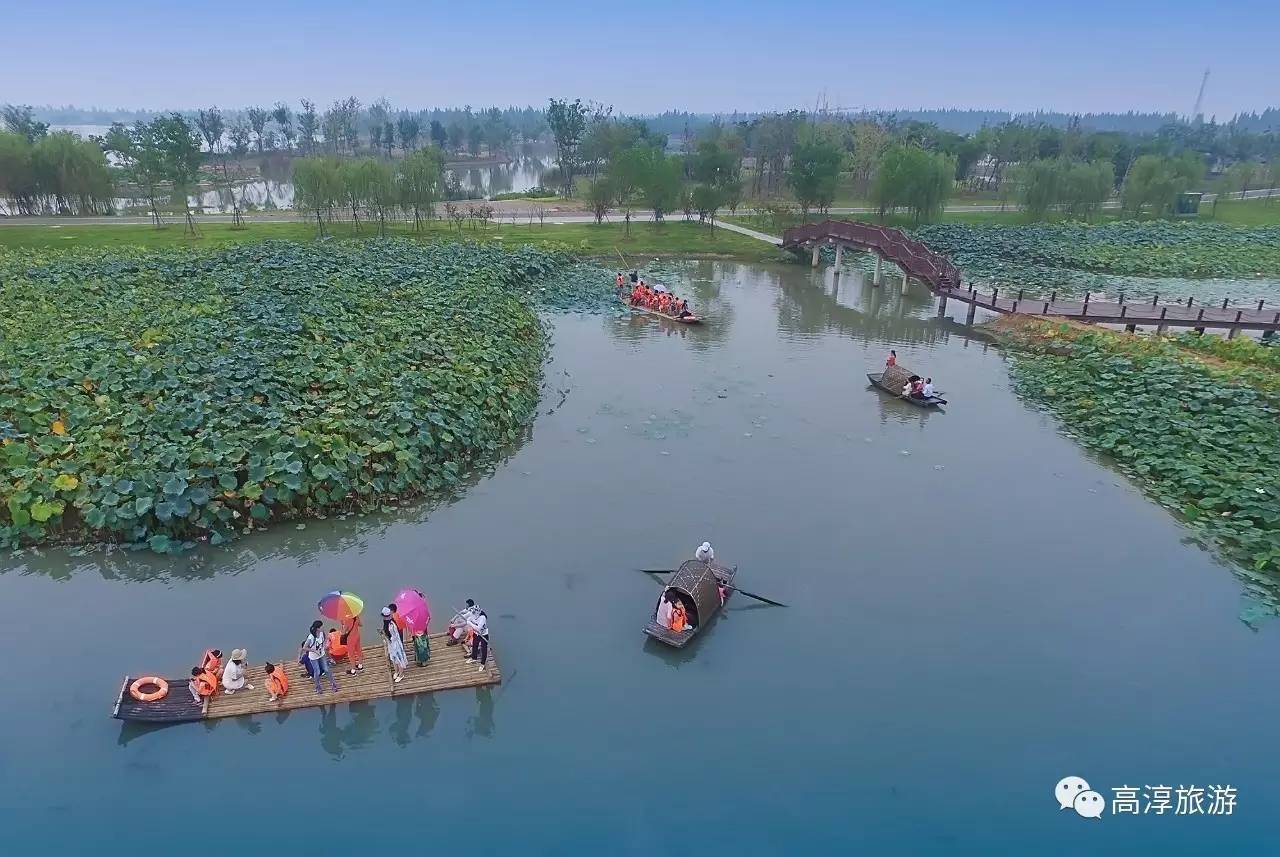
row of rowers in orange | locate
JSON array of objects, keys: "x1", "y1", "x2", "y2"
[{"x1": 618, "y1": 277, "x2": 694, "y2": 318}]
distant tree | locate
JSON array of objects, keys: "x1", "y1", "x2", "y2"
[
  {"x1": 871, "y1": 144, "x2": 954, "y2": 223},
  {"x1": 1121, "y1": 153, "x2": 1202, "y2": 216},
  {"x1": 246, "y1": 107, "x2": 269, "y2": 154},
  {"x1": 383, "y1": 121, "x2": 396, "y2": 158},
  {"x1": 639, "y1": 152, "x2": 683, "y2": 221},
  {"x1": 430, "y1": 120, "x2": 448, "y2": 149},
  {"x1": 397, "y1": 115, "x2": 421, "y2": 151},
  {"x1": 1220, "y1": 161, "x2": 1257, "y2": 201},
  {"x1": 340, "y1": 158, "x2": 372, "y2": 229},
  {"x1": 467, "y1": 124, "x2": 483, "y2": 157},
  {"x1": 225, "y1": 116, "x2": 249, "y2": 158},
  {"x1": 27, "y1": 132, "x2": 113, "y2": 215},
  {"x1": 227, "y1": 117, "x2": 251, "y2": 158},
  {"x1": 105, "y1": 122, "x2": 168, "y2": 226},
  {"x1": 370, "y1": 124, "x2": 384, "y2": 155},
  {"x1": 1, "y1": 104, "x2": 49, "y2": 143},
  {"x1": 195, "y1": 107, "x2": 225, "y2": 154},
  {"x1": 1010, "y1": 159, "x2": 1064, "y2": 219},
  {"x1": 690, "y1": 182, "x2": 723, "y2": 231},
  {"x1": 150, "y1": 113, "x2": 203, "y2": 234},
  {"x1": 298, "y1": 99, "x2": 319, "y2": 154},
  {"x1": 272, "y1": 102, "x2": 295, "y2": 150},
  {"x1": 397, "y1": 146, "x2": 443, "y2": 229},
  {"x1": 447, "y1": 122, "x2": 465, "y2": 153},
  {"x1": 547, "y1": 97, "x2": 589, "y2": 194},
  {"x1": 587, "y1": 176, "x2": 613, "y2": 224},
  {"x1": 0, "y1": 132, "x2": 38, "y2": 214},
  {"x1": 293, "y1": 156, "x2": 342, "y2": 236},
  {"x1": 362, "y1": 158, "x2": 396, "y2": 236},
  {"x1": 1060, "y1": 160, "x2": 1114, "y2": 219},
  {"x1": 787, "y1": 137, "x2": 843, "y2": 218}
]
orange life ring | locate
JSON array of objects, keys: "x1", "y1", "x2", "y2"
[{"x1": 129, "y1": 676, "x2": 169, "y2": 702}]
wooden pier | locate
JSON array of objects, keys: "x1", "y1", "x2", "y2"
[
  {"x1": 113, "y1": 632, "x2": 500, "y2": 723},
  {"x1": 938, "y1": 286, "x2": 1280, "y2": 337}
]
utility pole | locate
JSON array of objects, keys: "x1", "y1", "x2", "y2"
[{"x1": 1192, "y1": 68, "x2": 1210, "y2": 123}]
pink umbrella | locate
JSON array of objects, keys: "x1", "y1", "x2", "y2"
[{"x1": 394, "y1": 589, "x2": 431, "y2": 635}]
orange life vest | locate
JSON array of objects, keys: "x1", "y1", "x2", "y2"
[
  {"x1": 327, "y1": 630, "x2": 348, "y2": 658},
  {"x1": 616, "y1": 274, "x2": 625, "y2": 287},
  {"x1": 392, "y1": 612, "x2": 409, "y2": 635},
  {"x1": 670, "y1": 605, "x2": 687, "y2": 632},
  {"x1": 267, "y1": 666, "x2": 289, "y2": 698},
  {"x1": 201, "y1": 649, "x2": 221, "y2": 676},
  {"x1": 194, "y1": 670, "x2": 218, "y2": 697}
]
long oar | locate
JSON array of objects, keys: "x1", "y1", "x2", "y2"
[{"x1": 635, "y1": 569, "x2": 788, "y2": 608}]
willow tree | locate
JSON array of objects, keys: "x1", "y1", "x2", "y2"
[
  {"x1": 397, "y1": 147, "x2": 443, "y2": 230},
  {"x1": 293, "y1": 157, "x2": 342, "y2": 236}
]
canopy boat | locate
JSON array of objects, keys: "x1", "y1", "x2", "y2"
[
  {"x1": 867, "y1": 363, "x2": 946, "y2": 408},
  {"x1": 644, "y1": 559, "x2": 737, "y2": 648},
  {"x1": 620, "y1": 295, "x2": 702, "y2": 325}
]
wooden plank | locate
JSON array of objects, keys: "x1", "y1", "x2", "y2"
[
  {"x1": 112, "y1": 675, "x2": 129, "y2": 718},
  {"x1": 201, "y1": 632, "x2": 499, "y2": 721}
]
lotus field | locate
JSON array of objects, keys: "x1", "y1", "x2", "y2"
[
  {"x1": 917, "y1": 221, "x2": 1280, "y2": 304},
  {"x1": 1007, "y1": 324, "x2": 1280, "y2": 578},
  {"x1": 0, "y1": 240, "x2": 601, "y2": 553}
]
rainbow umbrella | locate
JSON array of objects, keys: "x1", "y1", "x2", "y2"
[
  {"x1": 318, "y1": 590, "x2": 364, "y2": 622},
  {"x1": 394, "y1": 589, "x2": 431, "y2": 635}
]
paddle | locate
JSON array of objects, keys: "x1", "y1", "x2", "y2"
[{"x1": 636, "y1": 569, "x2": 788, "y2": 608}]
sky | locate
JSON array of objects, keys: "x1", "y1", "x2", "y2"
[{"x1": 5, "y1": 0, "x2": 1278, "y2": 118}]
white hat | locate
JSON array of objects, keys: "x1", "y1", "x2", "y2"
[
  {"x1": 230, "y1": 648, "x2": 247, "y2": 662},
  {"x1": 699, "y1": 542, "x2": 712, "y2": 552},
  {"x1": 380, "y1": 606, "x2": 392, "y2": 617}
]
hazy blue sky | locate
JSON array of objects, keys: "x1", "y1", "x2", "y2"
[{"x1": 6, "y1": 0, "x2": 1277, "y2": 116}]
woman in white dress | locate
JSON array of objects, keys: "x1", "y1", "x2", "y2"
[
  {"x1": 222, "y1": 648, "x2": 254, "y2": 694},
  {"x1": 382, "y1": 607, "x2": 408, "y2": 683}
]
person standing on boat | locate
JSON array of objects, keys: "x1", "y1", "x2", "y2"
[
  {"x1": 341, "y1": 613, "x2": 364, "y2": 675},
  {"x1": 466, "y1": 610, "x2": 490, "y2": 672},
  {"x1": 381, "y1": 607, "x2": 408, "y2": 684},
  {"x1": 695, "y1": 542, "x2": 715, "y2": 564},
  {"x1": 221, "y1": 649, "x2": 253, "y2": 695},
  {"x1": 305, "y1": 620, "x2": 339, "y2": 695},
  {"x1": 886, "y1": 350, "x2": 897, "y2": 368},
  {"x1": 655, "y1": 591, "x2": 674, "y2": 628}
]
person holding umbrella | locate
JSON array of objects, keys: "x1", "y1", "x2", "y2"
[
  {"x1": 393, "y1": 589, "x2": 432, "y2": 667},
  {"x1": 319, "y1": 591, "x2": 365, "y2": 675}
]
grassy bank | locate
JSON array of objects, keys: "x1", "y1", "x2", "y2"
[
  {"x1": 991, "y1": 316, "x2": 1280, "y2": 582},
  {"x1": 0, "y1": 240, "x2": 615, "y2": 553},
  {"x1": 0, "y1": 219, "x2": 782, "y2": 262}
]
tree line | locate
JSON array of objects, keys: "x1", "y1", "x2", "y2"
[{"x1": 0, "y1": 106, "x2": 113, "y2": 215}]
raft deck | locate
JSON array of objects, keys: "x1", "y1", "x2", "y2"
[{"x1": 113, "y1": 632, "x2": 500, "y2": 723}]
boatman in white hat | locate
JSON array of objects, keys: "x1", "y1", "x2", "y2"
[{"x1": 695, "y1": 542, "x2": 714, "y2": 563}]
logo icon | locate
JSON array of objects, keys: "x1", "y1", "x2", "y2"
[{"x1": 1056, "y1": 776, "x2": 1105, "y2": 818}]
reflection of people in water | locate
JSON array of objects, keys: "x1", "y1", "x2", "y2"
[{"x1": 467, "y1": 687, "x2": 496, "y2": 739}]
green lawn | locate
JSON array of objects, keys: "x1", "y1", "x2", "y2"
[
  {"x1": 0, "y1": 218, "x2": 782, "y2": 261},
  {"x1": 1201, "y1": 197, "x2": 1280, "y2": 226}
]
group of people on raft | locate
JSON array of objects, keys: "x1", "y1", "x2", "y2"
[
  {"x1": 182, "y1": 597, "x2": 491, "y2": 704},
  {"x1": 653, "y1": 542, "x2": 729, "y2": 634},
  {"x1": 616, "y1": 272, "x2": 694, "y2": 319},
  {"x1": 885, "y1": 350, "x2": 936, "y2": 400}
]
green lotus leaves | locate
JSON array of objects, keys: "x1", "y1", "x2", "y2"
[{"x1": 0, "y1": 239, "x2": 607, "y2": 553}]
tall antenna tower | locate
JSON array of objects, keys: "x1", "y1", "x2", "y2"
[{"x1": 1191, "y1": 68, "x2": 1210, "y2": 122}]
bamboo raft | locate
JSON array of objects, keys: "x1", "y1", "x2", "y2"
[
  {"x1": 620, "y1": 295, "x2": 702, "y2": 324},
  {"x1": 113, "y1": 632, "x2": 500, "y2": 724}
]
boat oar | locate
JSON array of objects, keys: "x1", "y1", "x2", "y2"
[{"x1": 634, "y1": 569, "x2": 787, "y2": 607}]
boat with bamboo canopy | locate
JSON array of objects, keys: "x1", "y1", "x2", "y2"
[
  {"x1": 643, "y1": 559, "x2": 736, "y2": 648},
  {"x1": 867, "y1": 363, "x2": 946, "y2": 408}
]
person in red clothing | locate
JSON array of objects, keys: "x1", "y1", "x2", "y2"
[{"x1": 886, "y1": 349, "x2": 897, "y2": 368}]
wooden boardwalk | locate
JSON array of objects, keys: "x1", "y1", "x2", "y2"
[
  {"x1": 938, "y1": 286, "x2": 1280, "y2": 336},
  {"x1": 114, "y1": 632, "x2": 499, "y2": 723}
]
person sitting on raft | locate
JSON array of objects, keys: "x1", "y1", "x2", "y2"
[
  {"x1": 327, "y1": 627, "x2": 348, "y2": 661},
  {"x1": 265, "y1": 662, "x2": 289, "y2": 702},
  {"x1": 902, "y1": 375, "x2": 920, "y2": 398},
  {"x1": 188, "y1": 666, "x2": 218, "y2": 704},
  {"x1": 447, "y1": 600, "x2": 480, "y2": 646},
  {"x1": 669, "y1": 599, "x2": 691, "y2": 633},
  {"x1": 222, "y1": 648, "x2": 253, "y2": 695},
  {"x1": 921, "y1": 377, "x2": 934, "y2": 399},
  {"x1": 910, "y1": 377, "x2": 926, "y2": 399},
  {"x1": 655, "y1": 591, "x2": 674, "y2": 629},
  {"x1": 200, "y1": 648, "x2": 222, "y2": 678}
]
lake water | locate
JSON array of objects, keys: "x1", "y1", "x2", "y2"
[{"x1": 1, "y1": 261, "x2": 1275, "y2": 853}]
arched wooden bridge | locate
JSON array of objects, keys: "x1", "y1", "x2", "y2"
[
  {"x1": 782, "y1": 220, "x2": 961, "y2": 290},
  {"x1": 782, "y1": 219, "x2": 1279, "y2": 338}
]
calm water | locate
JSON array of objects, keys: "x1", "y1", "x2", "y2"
[{"x1": 1, "y1": 262, "x2": 1275, "y2": 853}]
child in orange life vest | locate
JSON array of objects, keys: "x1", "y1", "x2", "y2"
[
  {"x1": 188, "y1": 666, "x2": 217, "y2": 703},
  {"x1": 327, "y1": 627, "x2": 348, "y2": 660},
  {"x1": 200, "y1": 648, "x2": 222, "y2": 679},
  {"x1": 265, "y1": 662, "x2": 289, "y2": 701},
  {"x1": 670, "y1": 601, "x2": 689, "y2": 632}
]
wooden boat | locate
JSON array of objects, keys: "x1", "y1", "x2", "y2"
[
  {"x1": 620, "y1": 295, "x2": 702, "y2": 325},
  {"x1": 644, "y1": 559, "x2": 737, "y2": 648},
  {"x1": 867, "y1": 364, "x2": 946, "y2": 408},
  {"x1": 112, "y1": 632, "x2": 499, "y2": 724}
]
